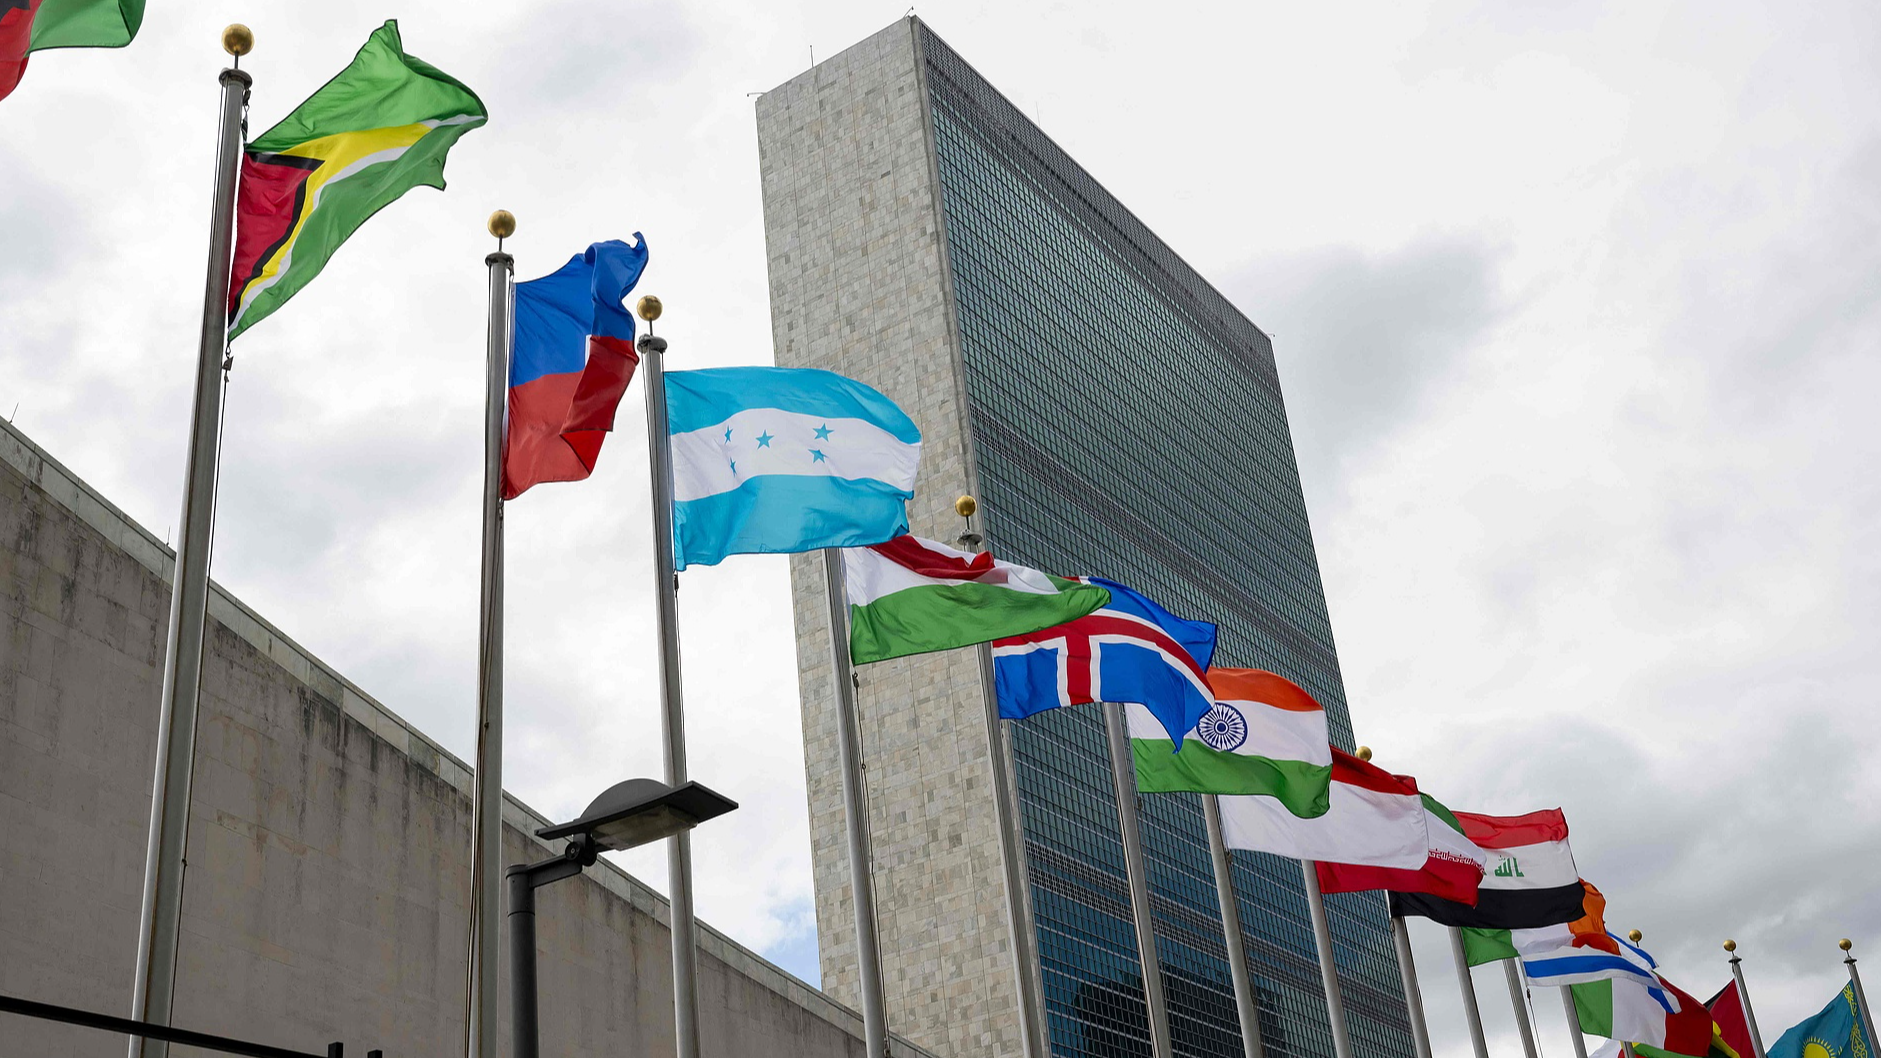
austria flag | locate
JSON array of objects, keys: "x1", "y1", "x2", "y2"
[
  {"x1": 503, "y1": 236, "x2": 648, "y2": 499},
  {"x1": 1390, "y1": 808, "x2": 1587, "y2": 929}
]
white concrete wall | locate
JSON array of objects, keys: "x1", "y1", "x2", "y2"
[{"x1": 0, "y1": 415, "x2": 933, "y2": 1058}]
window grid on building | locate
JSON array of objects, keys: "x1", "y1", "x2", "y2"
[{"x1": 917, "y1": 24, "x2": 1414, "y2": 1058}]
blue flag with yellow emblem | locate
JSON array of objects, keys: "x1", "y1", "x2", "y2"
[{"x1": 1768, "y1": 986, "x2": 1873, "y2": 1058}]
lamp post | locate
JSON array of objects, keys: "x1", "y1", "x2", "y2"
[{"x1": 507, "y1": 779, "x2": 738, "y2": 1058}]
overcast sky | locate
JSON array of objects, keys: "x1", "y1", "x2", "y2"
[{"x1": 3, "y1": 1, "x2": 1877, "y2": 1056}]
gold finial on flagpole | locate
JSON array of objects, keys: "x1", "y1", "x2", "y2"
[
  {"x1": 1356, "y1": 746, "x2": 1373, "y2": 761},
  {"x1": 1724, "y1": 939, "x2": 1737, "y2": 953},
  {"x1": 222, "y1": 24, "x2": 254, "y2": 58},
  {"x1": 1629, "y1": 930, "x2": 1644, "y2": 943},
  {"x1": 637, "y1": 295, "x2": 663, "y2": 322},
  {"x1": 487, "y1": 210, "x2": 516, "y2": 240},
  {"x1": 955, "y1": 496, "x2": 982, "y2": 551},
  {"x1": 1843, "y1": 939, "x2": 1855, "y2": 952}
]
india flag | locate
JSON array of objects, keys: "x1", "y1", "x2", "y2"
[
  {"x1": 844, "y1": 535, "x2": 1109, "y2": 665},
  {"x1": 1129, "y1": 669, "x2": 1333, "y2": 818}
]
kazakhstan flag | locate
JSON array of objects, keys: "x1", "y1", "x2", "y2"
[
  {"x1": 665, "y1": 367, "x2": 921, "y2": 569},
  {"x1": 1769, "y1": 986, "x2": 1873, "y2": 1058}
]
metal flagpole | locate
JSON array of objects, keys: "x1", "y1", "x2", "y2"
[
  {"x1": 959, "y1": 497, "x2": 1050, "y2": 1058},
  {"x1": 1102, "y1": 701, "x2": 1174, "y2": 1058},
  {"x1": 1203, "y1": 795, "x2": 1267, "y2": 1058},
  {"x1": 1505, "y1": 959, "x2": 1541, "y2": 1058},
  {"x1": 820, "y1": 549, "x2": 890, "y2": 1057},
  {"x1": 1725, "y1": 940, "x2": 1768, "y2": 1058},
  {"x1": 1842, "y1": 940, "x2": 1880, "y2": 1053},
  {"x1": 976, "y1": 642, "x2": 1051, "y2": 1058},
  {"x1": 636, "y1": 300, "x2": 703, "y2": 1058},
  {"x1": 1561, "y1": 985, "x2": 1591, "y2": 1058},
  {"x1": 1302, "y1": 862, "x2": 1357, "y2": 1058},
  {"x1": 463, "y1": 211, "x2": 514, "y2": 1058},
  {"x1": 127, "y1": 29, "x2": 253, "y2": 1058},
  {"x1": 1391, "y1": 916, "x2": 1435, "y2": 1058},
  {"x1": 1449, "y1": 927, "x2": 1492, "y2": 1058}
]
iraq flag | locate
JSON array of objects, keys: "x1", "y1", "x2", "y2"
[{"x1": 1391, "y1": 807, "x2": 1588, "y2": 929}]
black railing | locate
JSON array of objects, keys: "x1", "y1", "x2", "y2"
[{"x1": 0, "y1": 992, "x2": 380, "y2": 1058}]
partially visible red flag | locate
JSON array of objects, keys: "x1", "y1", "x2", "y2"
[
  {"x1": 1707, "y1": 979, "x2": 1756, "y2": 1058},
  {"x1": 2, "y1": 0, "x2": 145, "y2": 102}
]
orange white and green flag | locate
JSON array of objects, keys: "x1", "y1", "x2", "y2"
[
  {"x1": 1, "y1": 0, "x2": 144, "y2": 101},
  {"x1": 227, "y1": 20, "x2": 485, "y2": 339}
]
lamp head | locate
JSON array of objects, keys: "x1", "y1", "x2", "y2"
[{"x1": 538, "y1": 778, "x2": 737, "y2": 852}]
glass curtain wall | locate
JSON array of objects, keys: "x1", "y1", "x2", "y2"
[{"x1": 917, "y1": 24, "x2": 1416, "y2": 1058}]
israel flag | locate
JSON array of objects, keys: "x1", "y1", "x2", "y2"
[{"x1": 665, "y1": 367, "x2": 921, "y2": 569}]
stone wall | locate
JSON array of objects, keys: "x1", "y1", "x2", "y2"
[
  {"x1": 0, "y1": 416, "x2": 931, "y2": 1058},
  {"x1": 756, "y1": 18, "x2": 1033, "y2": 1058}
]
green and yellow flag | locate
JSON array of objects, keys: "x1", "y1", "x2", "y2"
[
  {"x1": 2, "y1": 0, "x2": 146, "y2": 101},
  {"x1": 227, "y1": 20, "x2": 485, "y2": 339}
]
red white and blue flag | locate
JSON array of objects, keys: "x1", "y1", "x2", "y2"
[
  {"x1": 992, "y1": 576, "x2": 1216, "y2": 744},
  {"x1": 502, "y1": 236, "x2": 649, "y2": 499}
]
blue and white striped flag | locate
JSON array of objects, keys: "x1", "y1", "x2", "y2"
[
  {"x1": 665, "y1": 367, "x2": 921, "y2": 569},
  {"x1": 1520, "y1": 927, "x2": 1660, "y2": 989}
]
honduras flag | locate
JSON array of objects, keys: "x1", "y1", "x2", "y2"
[
  {"x1": 992, "y1": 577, "x2": 1217, "y2": 745},
  {"x1": 665, "y1": 367, "x2": 921, "y2": 569}
]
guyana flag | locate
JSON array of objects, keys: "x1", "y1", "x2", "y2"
[
  {"x1": 227, "y1": 20, "x2": 485, "y2": 339},
  {"x1": 2, "y1": 0, "x2": 144, "y2": 101}
]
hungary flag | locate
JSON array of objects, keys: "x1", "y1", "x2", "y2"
[
  {"x1": 843, "y1": 535, "x2": 1109, "y2": 665},
  {"x1": 1130, "y1": 668, "x2": 1332, "y2": 817},
  {"x1": 1, "y1": 0, "x2": 143, "y2": 101},
  {"x1": 227, "y1": 21, "x2": 485, "y2": 339}
]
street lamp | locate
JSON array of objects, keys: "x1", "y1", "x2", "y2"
[{"x1": 508, "y1": 779, "x2": 738, "y2": 1058}]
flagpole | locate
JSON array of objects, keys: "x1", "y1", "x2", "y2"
[
  {"x1": 1842, "y1": 940, "x2": 1879, "y2": 1052},
  {"x1": 1302, "y1": 862, "x2": 1357, "y2": 1058},
  {"x1": 977, "y1": 640, "x2": 1052, "y2": 1058},
  {"x1": 819, "y1": 549, "x2": 889, "y2": 1057},
  {"x1": 636, "y1": 302, "x2": 703, "y2": 1058},
  {"x1": 958, "y1": 495, "x2": 1051, "y2": 1058},
  {"x1": 1725, "y1": 940, "x2": 1768, "y2": 1058},
  {"x1": 1450, "y1": 927, "x2": 1492, "y2": 1058},
  {"x1": 1504, "y1": 959, "x2": 1541, "y2": 1058},
  {"x1": 463, "y1": 212, "x2": 513, "y2": 1058},
  {"x1": 127, "y1": 30, "x2": 252, "y2": 1058},
  {"x1": 1561, "y1": 985, "x2": 1591, "y2": 1058},
  {"x1": 1204, "y1": 794, "x2": 1268, "y2": 1058},
  {"x1": 1102, "y1": 701, "x2": 1174, "y2": 1058},
  {"x1": 1391, "y1": 916, "x2": 1435, "y2": 1058}
]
